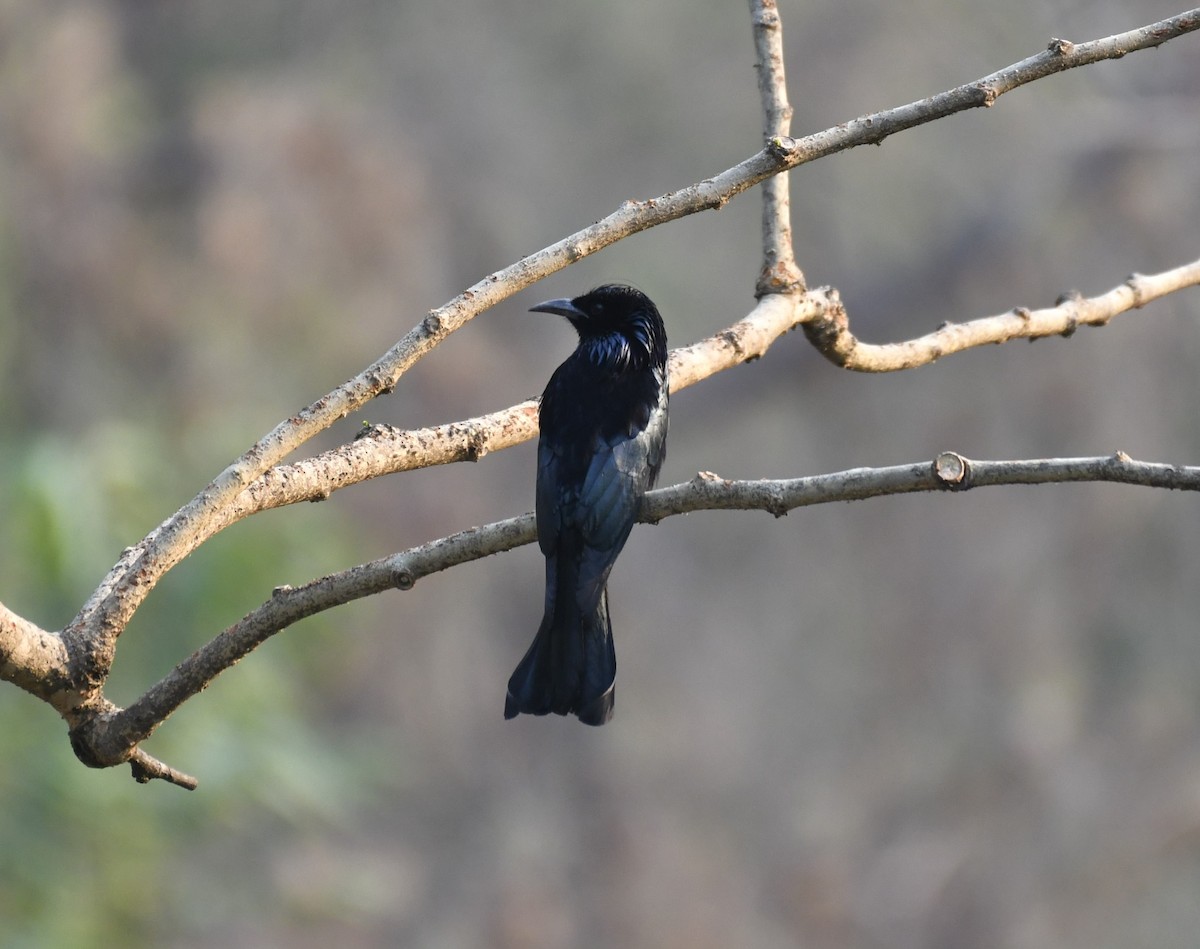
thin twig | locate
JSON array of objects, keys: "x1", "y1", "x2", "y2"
[{"x1": 128, "y1": 749, "x2": 199, "y2": 790}]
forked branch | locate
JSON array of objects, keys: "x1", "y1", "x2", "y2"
[
  {"x1": 69, "y1": 7, "x2": 1200, "y2": 683},
  {"x1": 2, "y1": 5, "x2": 1198, "y2": 788}
]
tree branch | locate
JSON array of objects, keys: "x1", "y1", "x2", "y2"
[
  {"x1": 805, "y1": 257, "x2": 1200, "y2": 371},
  {"x1": 225, "y1": 246, "x2": 1200, "y2": 516},
  {"x1": 767, "y1": 10, "x2": 1200, "y2": 166},
  {"x1": 67, "y1": 9, "x2": 1200, "y2": 692},
  {"x1": 97, "y1": 450, "x2": 1200, "y2": 758},
  {"x1": 107, "y1": 515, "x2": 538, "y2": 752},
  {"x1": 128, "y1": 749, "x2": 199, "y2": 790},
  {"x1": 65, "y1": 696, "x2": 200, "y2": 789},
  {"x1": 750, "y1": 0, "x2": 804, "y2": 295},
  {"x1": 8, "y1": 7, "x2": 1195, "y2": 787},
  {"x1": 644, "y1": 451, "x2": 1200, "y2": 520},
  {"x1": 226, "y1": 290, "x2": 833, "y2": 513},
  {"x1": 0, "y1": 601, "x2": 70, "y2": 706}
]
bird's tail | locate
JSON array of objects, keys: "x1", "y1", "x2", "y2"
[{"x1": 504, "y1": 588, "x2": 616, "y2": 726}]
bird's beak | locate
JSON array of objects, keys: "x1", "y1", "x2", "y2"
[{"x1": 529, "y1": 298, "x2": 586, "y2": 320}]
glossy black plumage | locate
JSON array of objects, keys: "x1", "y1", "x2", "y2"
[{"x1": 504, "y1": 284, "x2": 668, "y2": 725}]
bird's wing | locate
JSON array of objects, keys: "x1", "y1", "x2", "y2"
[
  {"x1": 580, "y1": 369, "x2": 669, "y2": 541},
  {"x1": 535, "y1": 437, "x2": 564, "y2": 556},
  {"x1": 535, "y1": 429, "x2": 639, "y2": 584},
  {"x1": 536, "y1": 365, "x2": 668, "y2": 595},
  {"x1": 581, "y1": 430, "x2": 649, "y2": 552}
]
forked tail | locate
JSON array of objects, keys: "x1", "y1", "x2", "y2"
[{"x1": 504, "y1": 588, "x2": 616, "y2": 726}]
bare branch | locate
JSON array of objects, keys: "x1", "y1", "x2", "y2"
[
  {"x1": 644, "y1": 451, "x2": 1200, "y2": 521},
  {"x1": 128, "y1": 749, "x2": 199, "y2": 791},
  {"x1": 768, "y1": 9, "x2": 1200, "y2": 167},
  {"x1": 805, "y1": 257, "x2": 1200, "y2": 371},
  {"x1": 96, "y1": 449, "x2": 1200, "y2": 757},
  {"x1": 108, "y1": 515, "x2": 539, "y2": 751},
  {"x1": 30, "y1": 7, "x2": 1200, "y2": 788},
  {"x1": 229, "y1": 247, "x2": 1199, "y2": 515},
  {"x1": 750, "y1": 0, "x2": 804, "y2": 295},
  {"x1": 228, "y1": 290, "x2": 834, "y2": 513},
  {"x1": 59, "y1": 695, "x2": 197, "y2": 788},
  {"x1": 68, "y1": 9, "x2": 1200, "y2": 684},
  {"x1": 0, "y1": 600, "x2": 71, "y2": 707},
  {"x1": 234, "y1": 405, "x2": 539, "y2": 512}
]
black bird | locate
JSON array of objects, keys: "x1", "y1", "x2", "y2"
[{"x1": 505, "y1": 284, "x2": 668, "y2": 725}]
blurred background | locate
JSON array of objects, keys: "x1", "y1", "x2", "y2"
[{"x1": 1, "y1": 1, "x2": 1199, "y2": 946}]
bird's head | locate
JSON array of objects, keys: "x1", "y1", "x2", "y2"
[{"x1": 530, "y1": 284, "x2": 667, "y2": 371}]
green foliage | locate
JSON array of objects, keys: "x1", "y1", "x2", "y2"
[{"x1": 0, "y1": 420, "x2": 380, "y2": 945}]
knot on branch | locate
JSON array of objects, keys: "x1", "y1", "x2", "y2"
[
  {"x1": 756, "y1": 263, "x2": 806, "y2": 298},
  {"x1": 354, "y1": 422, "x2": 395, "y2": 442},
  {"x1": 719, "y1": 329, "x2": 747, "y2": 361},
  {"x1": 766, "y1": 136, "x2": 796, "y2": 162},
  {"x1": 765, "y1": 482, "x2": 790, "y2": 518},
  {"x1": 423, "y1": 311, "x2": 445, "y2": 336},
  {"x1": 973, "y1": 82, "x2": 999, "y2": 108},
  {"x1": 933, "y1": 451, "x2": 972, "y2": 490},
  {"x1": 1125, "y1": 273, "x2": 1148, "y2": 309},
  {"x1": 801, "y1": 290, "x2": 855, "y2": 366},
  {"x1": 67, "y1": 703, "x2": 198, "y2": 790},
  {"x1": 69, "y1": 718, "x2": 122, "y2": 770},
  {"x1": 464, "y1": 424, "x2": 489, "y2": 462}
]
